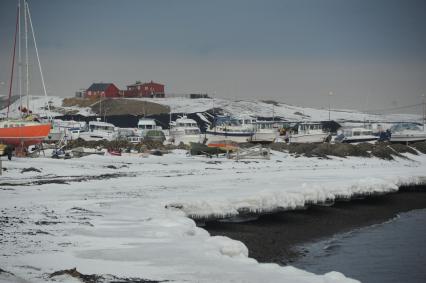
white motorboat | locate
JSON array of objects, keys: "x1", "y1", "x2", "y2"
[
  {"x1": 390, "y1": 123, "x2": 426, "y2": 143},
  {"x1": 79, "y1": 119, "x2": 118, "y2": 141},
  {"x1": 205, "y1": 116, "x2": 254, "y2": 144},
  {"x1": 334, "y1": 127, "x2": 378, "y2": 143},
  {"x1": 136, "y1": 118, "x2": 162, "y2": 135},
  {"x1": 289, "y1": 122, "x2": 329, "y2": 143},
  {"x1": 135, "y1": 118, "x2": 165, "y2": 142},
  {"x1": 168, "y1": 115, "x2": 202, "y2": 145},
  {"x1": 46, "y1": 119, "x2": 85, "y2": 141}
]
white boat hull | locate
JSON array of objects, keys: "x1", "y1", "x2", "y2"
[
  {"x1": 169, "y1": 134, "x2": 203, "y2": 145},
  {"x1": 251, "y1": 130, "x2": 279, "y2": 142},
  {"x1": 79, "y1": 131, "x2": 118, "y2": 141},
  {"x1": 205, "y1": 132, "x2": 253, "y2": 144},
  {"x1": 289, "y1": 132, "x2": 328, "y2": 143},
  {"x1": 390, "y1": 132, "x2": 426, "y2": 143},
  {"x1": 336, "y1": 135, "x2": 378, "y2": 143}
]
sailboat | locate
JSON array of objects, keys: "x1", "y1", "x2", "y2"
[{"x1": 0, "y1": 0, "x2": 51, "y2": 149}]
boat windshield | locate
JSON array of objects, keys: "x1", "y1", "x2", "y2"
[
  {"x1": 90, "y1": 125, "x2": 114, "y2": 131},
  {"x1": 391, "y1": 123, "x2": 422, "y2": 132},
  {"x1": 139, "y1": 124, "x2": 154, "y2": 130},
  {"x1": 215, "y1": 116, "x2": 241, "y2": 126},
  {"x1": 177, "y1": 122, "x2": 197, "y2": 127},
  {"x1": 185, "y1": 129, "x2": 200, "y2": 135}
]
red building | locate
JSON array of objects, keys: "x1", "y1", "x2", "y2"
[
  {"x1": 86, "y1": 83, "x2": 120, "y2": 98},
  {"x1": 125, "y1": 80, "x2": 165, "y2": 98}
]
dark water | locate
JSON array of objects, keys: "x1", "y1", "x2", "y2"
[{"x1": 292, "y1": 209, "x2": 426, "y2": 283}]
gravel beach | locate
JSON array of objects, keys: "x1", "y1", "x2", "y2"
[{"x1": 204, "y1": 187, "x2": 426, "y2": 264}]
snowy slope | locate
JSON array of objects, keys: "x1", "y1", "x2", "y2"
[
  {"x1": 1, "y1": 95, "x2": 421, "y2": 123},
  {"x1": 143, "y1": 97, "x2": 421, "y2": 123},
  {"x1": 1, "y1": 150, "x2": 426, "y2": 282}
]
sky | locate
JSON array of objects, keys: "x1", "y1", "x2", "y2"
[{"x1": 1, "y1": 0, "x2": 426, "y2": 114}]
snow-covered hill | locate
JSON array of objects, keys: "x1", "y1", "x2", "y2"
[{"x1": 1, "y1": 95, "x2": 422, "y2": 124}]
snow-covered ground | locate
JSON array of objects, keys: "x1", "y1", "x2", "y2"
[
  {"x1": 1, "y1": 95, "x2": 421, "y2": 123},
  {"x1": 1, "y1": 149, "x2": 425, "y2": 282},
  {"x1": 144, "y1": 97, "x2": 421, "y2": 122}
]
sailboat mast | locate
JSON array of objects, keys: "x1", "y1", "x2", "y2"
[
  {"x1": 24, "y1": 0, "x2": 29, "y2": 111},
  {"x1": 26, "y1": 0, "x2": 52, "y2": 119},
  {"x1": 18, "y1": 0, "x2": 23, "y2": 117},
  {"x1": 6, "y1": 5, "x2": 19, "y2": 119}
]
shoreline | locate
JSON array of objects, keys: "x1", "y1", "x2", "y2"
[{"x1": 203, "y1": 186, "x2": 426, "y2": 265}]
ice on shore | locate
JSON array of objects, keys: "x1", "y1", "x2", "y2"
[{"x1": 1, "y1": 150, "x2": 425, "y2": 282}]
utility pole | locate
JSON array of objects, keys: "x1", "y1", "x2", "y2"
[
  {"x1": 328, "y1": 91, "x2": 334, "y2": 121},
  {"x1": 422, "y1": 93, "x2": 425, "y2": 131}
]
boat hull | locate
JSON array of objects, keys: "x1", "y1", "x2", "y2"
[
  {"x1": 0, "y1": 123, "x2": 51, "y2": 147},
  {"x1": 171, "y1": 134, "x2": 203, "y2": 145},
  {"x1": 251, "y1": 130, "x2": 279, "y2": 143},
  {"x1": 205, "y1": 131, "x2": 254, "y2": 144},
  {"x1": 289, "y1": 132, "x2": 328, "y2": 143},
  {"x1": 340, "y1": 136, "x2": 378, "y2": 143},
  {"x1": 390, "y1": 135, "x2": 426, "y2": 143}
]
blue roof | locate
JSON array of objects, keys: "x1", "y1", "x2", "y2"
[{"x1": 87, "y1": 83, "x2": 113, "y2": 92}]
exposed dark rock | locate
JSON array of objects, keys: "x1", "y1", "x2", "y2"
[
  {"x1": 49, "y1": 268, "x2": 100, "y2": 283},
  {"x1": 21, "y1": 167, "x2": 41, "y2": 173}
]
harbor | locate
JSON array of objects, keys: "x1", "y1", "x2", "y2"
[{"x1": 1, "y1": 1, "x2": 426, "y2": 282}]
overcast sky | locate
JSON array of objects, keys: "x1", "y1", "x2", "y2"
[{"x1": 1, "y1": 0, "x2": 425, "y2": 114}]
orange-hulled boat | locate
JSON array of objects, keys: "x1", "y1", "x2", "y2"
[
  {"x1": 0, "y1": 119, "x2": 51, "y2": 147},
  {"x1": 0, "y1": 1, "x2": 52, "y2": 149}
]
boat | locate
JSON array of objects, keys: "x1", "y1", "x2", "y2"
[
  {"x1": 389, "y1": 123, "x2": 426, "y2": 143},
  {"x1": 136, "y1": 117, "x2": 165, "y2": 142},
  {"x1": 0, "y1": 1, "x2": 52, "y2": 150},
  {"x1": 137, "y1": 118, "x2": 162, "y2": 133},
  {"x1": 144, "y1": 129, "x2": 166, "y2": 142},
  {"x1": 0, "y1": 119, "x2": 51, "y2": 147},
  {"x1": 334, "y1": 127, "x2": 378, "y2": 143},
  {"x1": 288, "y1": 122, "x2": 329, "y2": 143},
  {"x1": 107, "y1": 148, "x2": 122, "y2": 156},
  {"x1": 168, "y1": 115, "x2": 202, "y2": 145},
  {"x1": 205, "y1": 115, "x2": 254, "y2": 144},
  {"x1": 79, "y1": 119, "x2": 118, "y2": 141},
  {"x1": 45, "y1": 119, "x2": 84, "y2": 142},
  {"x1": 251, "y1": 120, "x2": 284, "y2": 143}
]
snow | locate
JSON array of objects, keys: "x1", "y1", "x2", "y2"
[
  {"x1": 2, "y1": 96, "x2": 422, "y2": 123},
  {"x1": 143, "y1": 97, "x2": 421, "y2": 123},
  {"x1": 1, "y1": 149, "x2": 426, "y2": 282}
]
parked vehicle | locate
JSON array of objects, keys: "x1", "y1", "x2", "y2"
[{"x1": 0, "y1": 143, "x2": 13, "y2": 160}]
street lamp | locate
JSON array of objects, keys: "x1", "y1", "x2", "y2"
[{"x1": 328, "y1": 91, "x2": 334, "y2": 121}]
